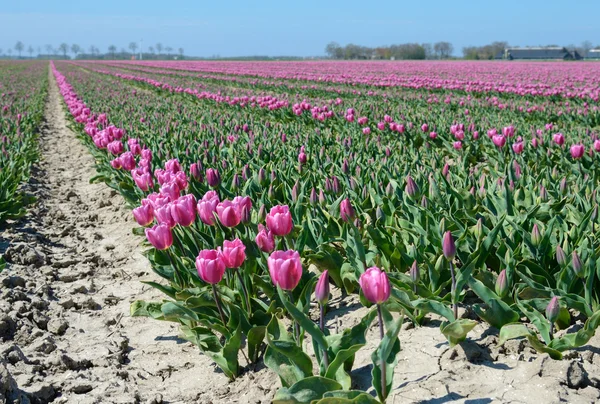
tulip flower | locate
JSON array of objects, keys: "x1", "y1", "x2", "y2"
[
  {"x1": 119, "y1": 152, "x2": 136, "y2": 171},
  {"x1": 145, "y1": 224, "x2": 173, "y2": 250},
  {"x1": 555, "y1": 245, "x2": 567, "y2": 266},
  {"x1": 359, "y1": 266, "x2": 391, "y2": 304},
  {"x1": 255, "y1": 224, "x2": 275, "y2": 253},
  {"x1": 492, "y1": 135, "x2": 506, "y2": 148},
  {"x1": 359, "y1": 266, "x2": 391, "y2": 398},
  {"x1": 531, "y1": 224, "x2": 541, "y2": 247},
  {"x1": 268, "y1": 250, "x2": 302, "y2": 291},
  {"x1": 405, "y1": 176, "x2": 419, "y2": 198},
  {"x1": 132, "y1": 168, "x2": 154, "y2": 192},
  {"x1": 220, "y1": 238, "x2": 246, "y2": 269},
  {"x1": 196, "y1": 249, "x2": 227, "y2": 325},
  {"x1": 266, "y1": 205, "x2": 293, "y2": 236},
  {"x1": 571, "y1": 251, "x2": 583, "y2": 278},
  {"x1": 154, "y1": 204, "x2": 176, "y2": 228},
  {"x1": 340, "y1": 198, "x2": 355, "y2": 222},
  {"x1": 553, "y1": 133, "x2": 565, "y2": 146},
  {"x1": 206, "y1": 168, "x2": 221, "y2": 187},
  {"x1": 570, "y1": 144, "x2": 584, "y2": 159},
  {"x1": 197, "y1": 191, "x2": 219, "y2": 226},
  {"x1": 132, "y1": 202, "x2": 154, "y2": 227},
  {"x1": 170, "y1": 194, "x2": 197, "y2": 227},
  {"x1": 512, "y1": 142, "x2": 524, "y2": 154},
  {"x1": 298, "y1": 151, "x2": 307, "y2": 164},
  {"x1": 216, "y1": 200, "x2": 242, "y2": 227},
  {"x1": 315, "y1": 270, "x2": 330, "y2": 306}
]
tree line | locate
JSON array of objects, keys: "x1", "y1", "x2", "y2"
[
  {"x1": 0, "y1": 41, "x2": 185, "y2": 60},
  {"x1": 325, "y1": 41, "x2": 453, "y2": 60},
  {"x1": 462, "y1": 40, "x2": 599, "y2": 59}
]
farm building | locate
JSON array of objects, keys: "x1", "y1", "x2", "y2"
[
  {"x1": 587, "y1": 49, "x2": 600, "y2": 59},
  {"x1": 494, "y1": 47, "x2": 582, "y2": 60}
]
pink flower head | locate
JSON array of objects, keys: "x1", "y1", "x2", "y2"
[
  {"x1": 197, "y1": 191, "x2": 220, "y2": 226},
  {"x1": 340, "y1": 198, "x2": 355, "y2": 222},
  {"x1": 132, "y1": 201, "x2": 154, "y2": 226},
  {"x1": 512, "y1": 142, "x2": 524, "y2": 154},
  {"x1": 268, "y1": 250, "x2": 302, "y2": 291},
  {"x1": 219, "y1": 238, "x2": 246, "y2": 269},
  {"x1": 553, "y1": 133, "x2": 565, "y2": 146},
  {"x1": 570, "y1": 144, "x2": 584, "y2": 159},
  {"x1": 492, "y1": 135, "x2": 506, "y2": 148},
  {"x1": 359, "y1": 266, "x2": 391, "y2": 304},
  {"x1": 145, "y1": 223, "x2": 173, "y2": 250},
  {"x1": 119, "y1": 152, "x2": 136, "y2": 171},
  {"x1": 170, "y1": 194, "x2": 197, "y2": 227},
  {"x1": 132, "y1": 168, "x2": 154, "y2": 192},
  {"x1": 154, "y1": 204, "x2": 175, "y2": 228},
  {"x1": 255, "y1": 224, "x2": 275, "y2": 253},
  {"x1": 165, "y1": 158, "x2": 181, "y2": 173},
  {"x1": 196, "y1": 249, "x2": 226, "y2": 284},
  {"x1": 266, "y1": 205, "x2": 293, "y2": 236},
  {"x1": 216, "y1": 199, "x2": 242, "y2": 227}
]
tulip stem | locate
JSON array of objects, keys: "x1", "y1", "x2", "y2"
[
  {"x1": 320, "y1": 304, "x2": 329, "y2": 369},
  {"x1": 449, "y1": 261, "x2": 458, "y2": 320},
  {"x1": 377, "y1": 304, "x2": 386, "y2": 400},
  {"x1": 166, "y1": 248, "x2": 184, "y2": 288},
  {"x1": 235, "y1": 268, "x2": 251, "y2": 315},
  {"x1": 288, "y1": 291, "x2": 301, "y2": 346},
  {"x1": 549, "y1": 322, "x2": 554, "y2": 341},
  {"x1": 212, "y1": 284, "x2": 227, "y2": 327}
]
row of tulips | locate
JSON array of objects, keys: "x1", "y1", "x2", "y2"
[
  {"x1": 0, "y1": 61, "x2": 48, "y2": 229},
  {"x1": 52, "y1": 60, "x2": 600, "y2": 403}
]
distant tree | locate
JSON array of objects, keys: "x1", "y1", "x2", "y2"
[
  {"x1": 37, "y1": 46, "x2": 41, "y2": 55},
  {"x1": 129, "y1": 42, "x2": 138, "y2": 56},
  {"x1": 15, "y1": 41, "x2": 24, "y2": 58},
  {"x1": 325, "y1": 42, "x2": 343, "y2": 59},
  {"x1": 58, "y1": 43, "x2": 69, "y2": 58},
  {"x1": 165, "y1": 46, "x2": 173, "y2": 56},
  {"x1": 45, "y1": 44, "x2": 52, "y2": 55},
  {"x1": 0, "y1": 48, "x2": 3, "y2": 56},
  {"x1": 421, "y1": 43, "x2": 433, "y2": 59},
  {"x1": 434, "y1": 41, "x2": 453, "y2": 59},
  {"x1": 178, "y1": 47, "x2": 184, "y2": 57},
  {"x1": 148, "y1": 46, "x2": 155, "y2": 55},
  {"x1": 7, "y1": 49, "x2": 13, "y2": 58},
  {"x1": 107, "y1": 45, "x2": 116, "y2": 59},
  {"x1": 156, "y1": 43, "x2": 163, "y2": 55},
  {"x1": 27, "y1": 46, "x2": 34, "y2": 58},
  {"x1": 71, "y1": 44, "x2": 81, "y2": 58},
  {"x1": 581, "y1": 40, "x2": 593, "y2": 56}
]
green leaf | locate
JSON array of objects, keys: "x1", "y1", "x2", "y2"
[
  {"x1": 273, "y1": 376, "x2": 342, "y2": 404},
  {"x1": 247, "y1": 325, "x2": 267, "y2": 363},
  {"x1": 325, "y1": 344, "x2": 364, "y2": 390},
  {"x1": 549, "y1": 310, "x2": 600, "y2": 352},
  {"x1": 440, "y1": 319, "x2": 478, "y2": 346},
  {"x1": 130, "y1": 300, "x2": 165, "y2": 320},
  {"x1": 468, "y1": 277, "x2": 519, "y2": 329},
  {"x1": 412, "y1": 298, "x2": 455, "y2": 322},
  {"x1": 498, "y1": 323, "x2": 532, "y2": 345},
  {"x1": 264, "y1": 316, "x2": 313, "y2": 387},
  {"x1": 318, "y1": 391, "x2": 382, "y2": 403}
]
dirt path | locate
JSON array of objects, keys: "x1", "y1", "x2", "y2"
[{"x1": 2, "y1": 66, "x2": 600, "y2": 404}]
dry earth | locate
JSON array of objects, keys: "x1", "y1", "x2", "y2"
[{"x1": 1, "y1": 68, "x2": 600, "y2": 404}]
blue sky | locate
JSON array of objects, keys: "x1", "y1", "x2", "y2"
[{"x1": 0, "y1": 0, "x2": 598, "y2": 57}]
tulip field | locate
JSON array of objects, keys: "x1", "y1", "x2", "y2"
[
  {"x1": 8, "y1": 58, "x2": 600, "y2": 402},
  {"x1": 0, "y1": 62, "x2": 47, "y2": 227}
]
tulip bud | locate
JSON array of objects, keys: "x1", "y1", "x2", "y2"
[
  {"x1": 319, "y1": 190, "x2": 326, "y2": 205},
  {"x1": 258, "y1": 204, "x2": 266, "y2": 222},
  {"x1": 555, "y1": 245, "x2": 567, "y2": 266},
  {"x1": 495, "y1": 269, "x2": 509, "y2": 298},
  {"x1": 421, "y1": 195, "x2": 428, "y2": 208},
  {"x1": 385, "y1": 183, "x2": 394, "y2": 198},
  {"x1": 546, "y1": 296, "x2": 560, "y2": 324},
  {"x1": 571, "y1": 251, "x2": 583, "y2": 278},
  {"x1": 559, "y1": 177, "x2": 567, "y2": 195},
  {"x1": 310, "y1": 188, "x2": 318, "y2": 205},
  {"x1": 340, "y1": 198, "x2": 355, "y2": 222},
  {"x1": 442, "y1": 163, "x2": 450, "y2": 178},
  {"x1": 291, "y1": 181, "x2": 299, "y2": 202},
  {"x1": 442, "y1": 231, "x2": 456, "y2": 260},
  {"x1": 474, "y1": 218, "x2": 483, "y2": 239},
  {"x1": 206, "y1": 168, "x2": 220, "y2": 188},
  {"x1": 405, "y1": 175, "x2": 419, "y2": 198},
  {"x1": 376, "y1": 206, "x2": 385, "y2": 222},
  {"x1": 410, "y1": 260, "x2": 420, "y2": 284},
  {"x1": 315, "y1": 270, "x2": 330, "y2": 305},
  {"x1": 531, "y1": 224, "x2": 541, "y2": 247},
  {"x1": 539, "y1": 185, "x2": 548, "y2": 201},
  {"x1": 268, "y1": 184, "x2": 275, "y2": 200}
]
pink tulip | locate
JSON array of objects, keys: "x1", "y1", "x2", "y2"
[
  {"x1": 594, "y1": 140, "x2": 600, "y2": 152},
  {"x1": 145, "y1": 223, "x2": 173, "y2": 250},
  {"x1": 512, "y1": 142, "x2": 524, "y2": 154},
  {"x1": 340, "y1": 198, "x2": 355, "y2": 222},
  {"x1": 315, "y1": 270, "x2": 330, "y2": 305},
  {"x1": 570, "y1": 144, "x2": 584, "y2": 159},
  {"x1": 255, "y1": 224, "x2": 275, "y2": 252},
  {"x1": 132, "y1": 201, "x2": 154, "y2": 226},
  {"x1": 453, "y1": 141, "x2": 462, "y2": 150},
  {"x1": 196, "y1": 249, "x2": 226, "y2": 284},
  {"x1": 553, "y1": 133, "x2": 565, "y2": 146},
  {"x1": 206, "y1": 168, "x2": 220, "y2": 187},
  {"x1": 421, "y1": 124, "x2": 428, "y2": 132},
  {"x1": 170, "y1": 194, "x2": 197, "y2": 227},
  {"x1": 216, "y1": 199, "x2": 242, "y2": 227},
  {"x1": 154, "y1": 204, "x2": 175, "y2": 228},
  {"x1": 268, "y1": 250, "x2": 303, "y2": 291},
  {"x1": 119, "y1": 152, "x2": 136, "y2": 171},
  {"x1": 298, "y1": 152, "x2": 307, "y2": 164},
  {"x1": 190, "y1": 163, "x2": 203, "y2": 181},
  {"x1": 266, "y1": 205, "x2": 293, "y2": 236},
  {"x1": 362, "y1": 127, "x2": 371, "y2": 135},
  {"x1": 492, "y1": 135, "x2": 506, "y2": 148},
  {"x1": 197, "y1": 191, "x2": 220, "y2": 225},
  {"x1": 110, "y1": 158, "x2": 122, "y2": 169},
  {"x1": 107, "y1": 140, "x2": 123, "y2": 155},
  {"x1": 359, "y1": 266, "x2": 391, "y2": 304},
  {"x1": 159, "y1": 183, "x2": 180, "y2": 201},
  {"x1": 132, "y1": 168, "x2": 154, "y2": 191},
  {"x1": 220, "y1": 238, "x2": 246, "y2": 268},
  {"x1": 165, "y1": 158, "x2": 181, "y2": 173},
  {"x1": 442, "y1": 231, "x2": 456, "y2": 260}
]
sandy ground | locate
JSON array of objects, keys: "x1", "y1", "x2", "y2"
[{"x1": 1, "y1": 68, "x2": 600, "y2": 404}]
